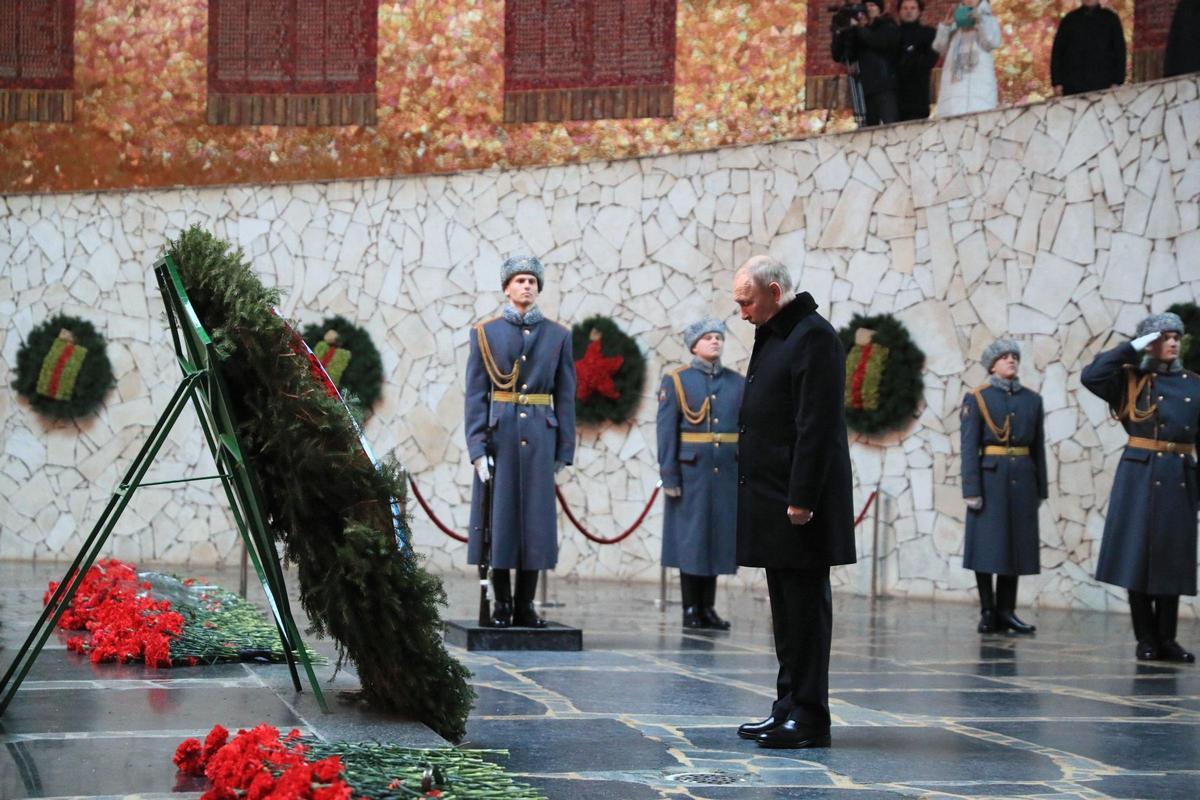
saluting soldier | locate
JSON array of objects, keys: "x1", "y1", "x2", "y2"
[
  {"x1": 656, "y1": 317, "x2": 745, "y2": 630},
  {"x1": 1081, "y1": 313, "x2": 1197, "y2": 663},
  {"x1": 465, "y1": 255, "x2": 577, "y2": 629},
  {"x1": 960, "y1": 339, "x2": 1047, "y2": 635}
]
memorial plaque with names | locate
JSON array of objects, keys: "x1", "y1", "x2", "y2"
[
  {"x1": 0, "y1": 0, "x2": 75, "y2": 123},
  {"x1": 207, "y1": 0, "x2": 378, "y2": 126},
  {"x1": 504, "y1": 0, "x2": 676, "y2": 123}
]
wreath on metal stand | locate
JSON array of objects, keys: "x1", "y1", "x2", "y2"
[
  {"x1": 837, "y1": 313, "x2": 925, "y2": 436},
  {"x1": 301, "y1": 315, "x2": 384, "y2": 412},
  {"x1": 13, "y1": 314, "x2": 115, "y2": 420},
  {"x1": 571, "y1": 315, "x2": 646, "y2": 424}
]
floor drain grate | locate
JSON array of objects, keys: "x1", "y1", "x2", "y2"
[{"x1": 668, "y1": 771, "x2": 742, "y2": 785}]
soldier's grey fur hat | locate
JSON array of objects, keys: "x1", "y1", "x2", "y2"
[
  {"x1": 684, "y1": 317, "x2": 726, "y2": 351},
  {"x1": 1136, "y1": 312, "x2": 1185, "y2": 337},
  {"x1": 982, "y1": 338, "x2": 1021, "y2": 370},
  {"x1": 500, "y1": 255, "x2": 545, "y2": 291}
]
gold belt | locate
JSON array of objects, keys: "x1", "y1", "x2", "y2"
[
  {"x1": 680, "y1": 432, "x2": 739, "y2": 444},
  {"x1": 981, "y1": 446, "x2": 1030, "y2": 456},
  {"x1": 492, "y1": 391, "x2": 552, "y2": 406},
  {"x1": 1127, "y1": 436, "x2": 1195, "y2": 456}
]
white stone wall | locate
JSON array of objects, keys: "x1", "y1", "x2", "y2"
[{"x1": 3, "y1": 76, "x2": 1199, "y2": 615}]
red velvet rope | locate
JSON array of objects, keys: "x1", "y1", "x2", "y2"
[
  {"x1": 407, "y1": 476, "x2": 469, "y2": 543},
  {"x1": 556, "y1": 484, "x2": 662, "y2": 545},
  {"x1": 853, "y1": 491, "x2": 878, "y2": 528}
]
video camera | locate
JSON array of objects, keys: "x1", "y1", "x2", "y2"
[{"x1": 828, "y1": 2, "x2": 869, "y2": 34}]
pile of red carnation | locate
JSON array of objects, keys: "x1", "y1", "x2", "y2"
[
  {"x1": 45, "y1": 558, "x2": 186, "y2": 667},
  {"x1": 174, "y1": 724, "x2": 352, "y2": 800}
]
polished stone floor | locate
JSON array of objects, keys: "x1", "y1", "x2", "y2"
[{"x1": 1, "y1": 561, "x2": 1198, "y2": 799}]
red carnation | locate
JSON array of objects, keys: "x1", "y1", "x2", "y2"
[{"x1": 173, "y1": 738, "x2": 206, "y2": 776}]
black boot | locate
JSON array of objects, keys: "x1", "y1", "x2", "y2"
[
  {"x1": 975, "y1": 572, "x2": 997, "y2": 633},
  {"x1": 996, "y1": 575, "x2": 1035, "y2": 634},
  {"x1": 513, "y1": 570, "x2": 547, "y2": 628},
  {"x1": 1154, "y1": 595, "x2": 1195, "y2": 663},
  {"x1": 490, "y1": 569, "x2": 513, "y2": 628},
  {"x1": 681, "y1": 572, "x2": 704, "y2": 629},
  {"x1": 1129, "y1": 591, "x2": 1158, "y2": 660},
  {"x1": 700, "y1": 576, "x2": 731, "y2": 630}
]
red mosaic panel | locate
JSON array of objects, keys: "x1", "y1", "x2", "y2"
[
  {"x1": 504, "y1": 0, "x2": 676, "y2": 121},
  {"x1": 209, "y1": 0, "x2": 377, "y2": 94},
  {"x1": 1133, "y1": 0, "x2": 1172, "y2": 81},
  {"x1": 207, "y1": 0, "x2": 378, "y2": 125},
  {"x1": 0, "y1": 0, "x2": 74, "y2": 89}
]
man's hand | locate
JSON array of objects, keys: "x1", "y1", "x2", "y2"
[
  {"x1": 787, "y1": 506, "x2": 814, "y2": 526},
  {"x1": 966, "y1": 496, "x2": 983, "y2": 511},
  {"x1": 1132, "y1": 331, "x2": 1162, "y2": 352},
  {"x1": 474, "y1": 457, "x2": 491, "y2": 483},
  {"x1": 664, "y1": 486, "x2": 682, "y2": 498}
]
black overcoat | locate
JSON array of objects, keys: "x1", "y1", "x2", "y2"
[
  {"x1": 1165, "y1": 0, "x2": 1200, "y2": 78},
  {"x1": 1081, "y1": 343, "x2": 1199, "y2": 596},
  {"x1": 735, "y1": 293, "x2": 857, "y2": 570},
  {"x1": 960, "y1": 383, "x2": 1048, "y2": 576},
  {"x1": 1050, "y1": 6, "x2": 1126, "y2": 95},
  {"x1": 896, "y1": 20, "x2": 939, "y2": 121}
]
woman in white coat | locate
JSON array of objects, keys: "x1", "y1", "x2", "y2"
[{"x1": 933, "y1": 0, "x2": 1002, "y2": 116}]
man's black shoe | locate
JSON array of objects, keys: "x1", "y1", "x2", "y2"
[
  {"x1": 489, "y1": 600, "x2": 513, "y2": 628},
  {"x1": 702, "y1": 608, "x2": 732, "y2": 631},
  {"x1": 1136, "y1": 640, "x2": 1160, "y2": 661},
  {"x1": 755, "y1": 720, "x2": 831, "y2": 749},
  {"x1": 1158, "y1": 640, "x2": 1196, "y2": 663},
  {"x1": 977, "y1": 609, "x2": 997, "y2": 633},
  {"x1": 737, "y1": 716, "x2": 782, "y2": 740},
  {"x1": 682, "y1": 606, "x2": 706, "y2": 629},
  {"x1": 997, "y1": 610, "x2": 1036, "y2": 634},
  {"x1": 512, "y1": 603, "x2": 548, "y2": 628}
]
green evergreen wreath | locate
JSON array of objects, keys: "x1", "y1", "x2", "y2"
[
  {"x1": 164, "y1": 227, "x2": 472, "y2": 742},
  {"x1": 571, "y1": 315, "x2": 646, "y2": 424},
  {"x1": 838, "y1": 313, "x2": 926, "y2": 436},
  {"x1": 301, "y1": 316, "x2": 384, "y2": 411},
  {"x1": 13, "y1": 315, "x2": 114, "y2": 420},
  {"x1": 1168, "y1": 303, "x2": 1200, "y2": 373}
]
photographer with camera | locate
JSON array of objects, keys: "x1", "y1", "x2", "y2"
[{"x1": 831, "y1": 1, "x2": 901, "y2": 127}]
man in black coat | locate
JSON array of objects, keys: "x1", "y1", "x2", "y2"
[
  {"x1": 1050, "y1": 0, "x2": 1127, "y2": 97},
  {"x1": 895, "y1": 0, "x2": 940, "y2": 121},
  {"x1": 732, "y1": 256, "x2": 857, "y2": 749},
  {"x1": 1165, "y1": 0, "x2": 1200, "y2": 78},
  {"x1": 832, "y1": 0, "x2": 901, "y2": 126}
]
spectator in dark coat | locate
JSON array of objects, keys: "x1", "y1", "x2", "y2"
[
  {"x1": 960, "y1": 339, "x2": 1047, "y2": 636},
  {"x1": 895, "y1": 0, "x2": 940, "y2": 120},
  {"x1": 1051, "y1": 0, "x2": 1127, "y2": 96},
  {"x1": 1081, "y1": 313, "x2": 1198, "y2": 664},
  {"x1": 832, "y1": 0, "x2": 901, "y2": 125},
  {"x1": 732, "y1": 256, "x2": 856, "y2": 750},
  {"x1": 1165, "y1": 0, "x2": 1200, "y2": 78}
]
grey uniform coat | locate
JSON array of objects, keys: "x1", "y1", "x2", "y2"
[
  {"x1": 736, "y1": 293, "x2": 857, "y2": 569},
  {"x1": 960, "y1": 382, "x2": 1048, "y2": 575},
  {"x1": 656, "y1": 361, "x2": 745, "y2": 576},
  {"x1": 1081, "y1": 343, "x2": 1200, "y2": 596},
  {"x1": 465, "y1": 313, "x2": 576, "y2": 571}
]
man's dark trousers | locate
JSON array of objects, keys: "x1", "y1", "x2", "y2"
[{"x1": 766, "y1": 567, "x2": 832, "y2": 731}]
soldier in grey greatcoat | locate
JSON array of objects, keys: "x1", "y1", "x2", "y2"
[
  {"x1": 656, "y1": 317, "x2": 745, "y2": 630},
  {"x1": 960, "y1": 339, "x2": 1047, "y2": 635},
  {"x1": 465, "y1": 256, "x2": 577, "y2": 628},
  {"x1": 1082, "y1": 312, "x2": 1198, "y2": 663}
]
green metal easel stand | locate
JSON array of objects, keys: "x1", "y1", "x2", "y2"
[{"x1": 0, "y1": 256, "x2": 327, "y2": 716}]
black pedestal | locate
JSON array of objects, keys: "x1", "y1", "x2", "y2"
[{"x1": 443, "y1": 620, "x2": 582, "y2": 652}]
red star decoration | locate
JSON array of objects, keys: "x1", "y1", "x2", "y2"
[{"x1": 575, "y1": 338, "x2": 625, "y2": 401}]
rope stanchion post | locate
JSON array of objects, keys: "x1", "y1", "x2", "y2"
[
  {"x1": 537, "y1": 569, "x2": 565, "y2": 609},
  {"x1": 870, "y1": 485, "x2": 882, "y2": 600}
]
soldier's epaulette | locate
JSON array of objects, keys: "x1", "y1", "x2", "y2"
[
  {"x1": 475, "y1": 315, "x2": 501, "y2": 327},
  {"x1": 668, "y1": 365, "x2": 691, "y2": 376},
  {"x1": 1183, "y1": 369, "x2": 1200, "y2": 381}
]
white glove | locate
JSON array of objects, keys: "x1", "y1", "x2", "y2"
[
  {"x1": 555, "y1": 461, "x2": 566, "y2": 474},
  {"x1": 663, "y1": 486, "x2": 682, "y2": 498},
  {"x1": 474, "y1": 457, "x2": 491, "y2": 483},
  {"x1": 1132, "y1": 331, "x2": 1162, "y2": 352},
  {"x1": 965, "y1": 497, "x2": 983, "y2": 511}
]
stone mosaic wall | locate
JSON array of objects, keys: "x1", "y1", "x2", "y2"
[{"x1": 3, "y1": 74, "x2": 1199, "y2": 615}]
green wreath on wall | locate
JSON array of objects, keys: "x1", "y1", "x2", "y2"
[
  {"x1": 1167, "y1": 303, "x2": 1200, "y2": 374},
  {"x1": 13, "y1": 315, "x2": 115, "y2": 420},
  {"x1": 837, "y1": 313, "x2": 925, "y2": 436},
  {"x1": 571, "y1": 315, "x2": 646, "y2": 425},
  {"x1": 301, "y1": 316, "x2": 384, "y2": 411}
]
